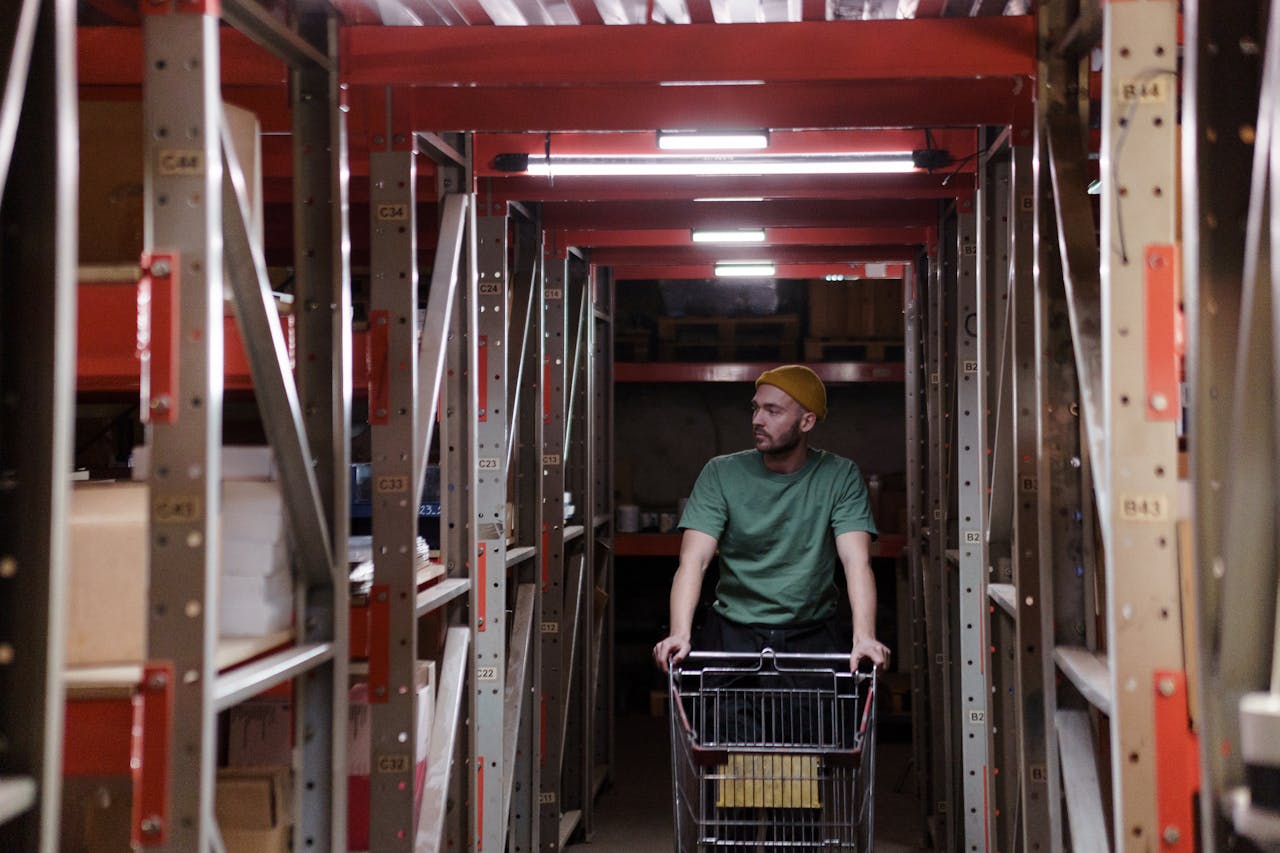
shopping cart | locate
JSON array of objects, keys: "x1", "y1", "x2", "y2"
[{"x1": 668, "y1": 650, "x2": 876, "y2": 851}]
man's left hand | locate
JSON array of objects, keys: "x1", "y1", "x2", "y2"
[{"x1": 851, "y1": 637, "x2": 890, "y2": 672}]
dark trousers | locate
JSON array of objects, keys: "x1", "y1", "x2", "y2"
[{"x1": 694, "y1": 611, "x2": 846, "y2": 850}]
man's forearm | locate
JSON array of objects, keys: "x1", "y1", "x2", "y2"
[
  {"x1": 847, "y1": 561, "x2": 877, "y2": 641},
  {"x1": 668, "y1": 562, "x2": 704, "y2": 639}
]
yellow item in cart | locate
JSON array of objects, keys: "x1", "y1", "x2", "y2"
[{"x1": 715, "y1": 753, "x2": 821, "y2": 809}]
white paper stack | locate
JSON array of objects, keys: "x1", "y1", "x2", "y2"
[{"x1": 220, "y1": 480, "x2": 292, "y2": 637}]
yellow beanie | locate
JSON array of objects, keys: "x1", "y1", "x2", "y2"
[{"x1": 756, "y1": 364, "x2": 827, "y2": 421}]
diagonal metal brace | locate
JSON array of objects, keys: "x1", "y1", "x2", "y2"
[
  {"x1": 220, "y1": 112, "x2": 334, "y2": 582},
  {"x1": 1044, "y1": 109, "x2": 1110, "y2": 525}
]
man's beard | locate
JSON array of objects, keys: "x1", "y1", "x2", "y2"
[{"x1": 755, "y1": 418, "x2": 803, "y2": 456}]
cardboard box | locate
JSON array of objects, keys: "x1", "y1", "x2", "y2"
[
  {"x1": 65, "y1": 480, "x2": 290, "y2": 666},
  {"x1": 844, "y1": 283, "x2": 876, "y2": 338},
  {"x1": 228, "y1": 694, "x2": 293, "y2": 768},
  {"x1": 807, "y1": 280, "x2": 849, "y2": 338},
  {"x1": 216, "y1": 766, "x2": 292, "y2": 853},
  {"x1": 347, "y1": 661, "x2": 435, "y2": 851},
  {"x1": 66, "y1": 482, "x2": 149, "y2": 665},
  {"x1": 79, "y1": 100, "x2": 261, "y2": 265}
]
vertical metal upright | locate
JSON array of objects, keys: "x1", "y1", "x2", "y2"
[
  {"x1": 1184, "y1": 0, "x2": 1268, "y2": 848},
  {"x1": 368, "y1": 144, "x2": 420, "y2": 850},
  {"x1": 290, "y1": 11, "x2": 350, "y2": 848},
  {"x1": 439, "y1": 142, "x2": 479, "y2": 853},
  {"x1": 903, "y1": 258, "x2": 929, "y2": 819},
  {"x1": 561, "y1": 253, "x2": 590, "y2": 838},
  {"x1": 539, "y1": 247, "x2": 568, "y2": 852},
  {"x1": 954, "y1": 196, "x2": 994, "y2": 852},
  {"x1": 979, "y1": 147, "x2": 1018, "y2": 853},
  {"x1": 0, "y1": 0, "x2": 75, "y2": 847},
  {"x1": 141, "y1": 7, "x2": 223, "y2": 848},
  {"x1": 473, "y1": 205, "x2": 511, "y2": 853},
  {"x1": 923, "y1": 238, "x2": 954, "y2": 849},
  {"x1": 588, "y1": 263, "x2": 615, "y2": 809},
  {"x1": 1009, "y1": 140, "x2": 1059, "y2": 852},
  {"x1": 508, "y1": 206, "x2": 544, "y2": 853},
  {"x1": 1099, "y1": 2, "x2": 1182, "y2": 845}
]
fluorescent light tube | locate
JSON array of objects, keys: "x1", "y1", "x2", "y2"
[
  {"x1": 694, "y1": 196, "x2": 766, "y2": 203},
  {"x1": 523, "y1": 153, "x2": 915, "y2": 178},
  {"x1": 692, "y1": 229, "x2": 766, "y2": 243},
  {"x1": 658, "y1": 131, "x2": 769, "y2": 150},
  {"x1": 714, "y1": 263, "x2": 776, "y2": 278}
]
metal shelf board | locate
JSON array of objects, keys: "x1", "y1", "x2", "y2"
[
  {"x1": 66, "y1": 629, "x2": 297, "y2": 692},
  {"x1": 0, "y1": 778, "x2": 36, "y2": 827},
  {"x1": 505, "y1": 545, "x2": 536, "y2": 568},
  {"x1": 559, "y1": 809, "x2": 583, "y2": 849},
  {"x1": 415, "y1": 577, "x2": 471, "y2": 617},
  {"x1": 593, "y1": 514, "x2": 610, "y2": 528},
  {"x1": 213, "y1": 642, "x2": 334, "y2": 712},
  {"x1": 565, "y1": 524, "x2": 586, "y2": 543},
  {"x1": 1054, "y1": 646, "x2": 1113, "y2": 716},
  {"x1": 988, "y1": 583, "x2": 1017, "y2": 619}
]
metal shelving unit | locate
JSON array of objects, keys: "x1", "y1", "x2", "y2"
[
  {"x1": 905, "y1": 2, "x2": 1275, "y2": 851},
  {"x1": 0, "y1": 1, "x2": 76, "y2": 849},
  {"x1": 50, "y1": 2, "x2": 354, "y2": 850}
]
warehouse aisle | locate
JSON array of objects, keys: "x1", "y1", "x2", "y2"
[{"x1": 578, "y1": 714, "x2": 928, "y2": 852}]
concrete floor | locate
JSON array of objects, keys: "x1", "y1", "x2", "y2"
[{"x1": 573, "y1": 714, "x2": 928, "y2": 852}]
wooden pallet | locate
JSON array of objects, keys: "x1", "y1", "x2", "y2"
[
  {"x1": 657, "y1": 340, "x2": 800, "y2": 362},
  {"x1": 803, "y1": 337, "x2": 904, "y2": 362},
  {"x1": 656, "y1": 314, "x2": 801, "y2": 344},
  {"x1": 614, "y1": 332, "x2": 652, "y2": 362}
]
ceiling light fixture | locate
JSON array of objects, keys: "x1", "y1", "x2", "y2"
[
  {"x1": 692, "y1": 228, "x2": 766, "y2": 244},
  {"x1": 658, "y1": 130, "x2": 770, "y2": 150},
  {"x1": 693, "y1": 196, "x2": 767, "y2": 203},
  {"x1": 714, "y1": 262, "x2": 776, "y2": 278},
  {"x1": 521, "y1": 152, "x2": 916, "y2": 178}
]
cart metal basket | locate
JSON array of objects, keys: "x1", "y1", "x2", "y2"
[{"x1": 669, "y1": 650, "x2": 876, "y2": 851}]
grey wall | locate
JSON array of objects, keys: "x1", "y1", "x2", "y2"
[{"x1": 614, "y1": 381, "x2": 906, "y2": 512}]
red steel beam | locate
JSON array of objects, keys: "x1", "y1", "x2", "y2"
[
  {"x1": 590, "y1": 244, "x2": 919, "y2": 266},
  {"x1": 685, "y1": 0, "x2": 716, "y2": 22},
  {"x1": 610, "y1": 260, "x2": 910, "y2": 279},
  {"x1": 341, "y1": 18, "x2": 1035, "y2": 86},
  {"x1": 541, "y1": 198, "x2": 938, "y2": 230},
  {"x1": 473, "y1": 128, "x2": 977, "y2": 161},
  {"x1": 483, "y1": 171, "x2": 973, "y2": 202},
  {"x1": 555, "y1": 225, "x2": 930, "y2": 248},
  {"x1": 614, "y1": 361, "x2": 905, "y2": 382},
  {"x1": 372, "y1": 79, "x2": 1029, "y2": 133},
  {"x1": 79, "y1": 27, "x2": 287, "y2": 86}
]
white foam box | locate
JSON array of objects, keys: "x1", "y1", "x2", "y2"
[
  {"x1": 220, "y1": 571, "x2": 293, "y2": 637},
  {"x1": 222, "y1": 538, "x2": 289, "y2": 579},
  {"x1": 223, "y1": 481, "x2": 286, "y2": 546},
  {"x1": 347, "y1": 661, "x2": 435, "y2": 851},
  {"x1": 131, "y1": 445, "x2": 276, "y2": 482},
  {"x1": 66, "y1": 481, "x2": 149, "y2": 666}
]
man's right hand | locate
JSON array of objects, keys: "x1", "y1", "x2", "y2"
[{"x1": 653, "y1": 635, "x2": 691, "y2": 673}]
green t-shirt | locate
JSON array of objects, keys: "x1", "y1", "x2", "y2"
[{"x1": 678, "y1": 448, "x2": 877, "y2": 626}]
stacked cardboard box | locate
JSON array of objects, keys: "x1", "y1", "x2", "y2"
[
  {"x1": 216, "y1": 766, "x2": 292, "y2": 853},
  {"x1": 64, "y1": 449, "x2": 291, "y2": 666},
  {"x1": 806, "y1": 279, "x2": 905, "y2": 340}
]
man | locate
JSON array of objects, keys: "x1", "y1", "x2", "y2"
[{"x1": 652, "y1": 364, "x2": 890, "y2": 674}]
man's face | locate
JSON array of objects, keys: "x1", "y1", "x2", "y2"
[{"x1": 751, "y1": 384, "x2": 808, "y2": 454}]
